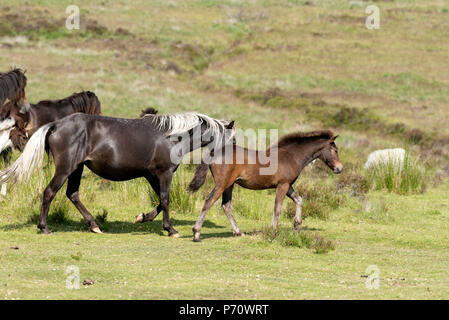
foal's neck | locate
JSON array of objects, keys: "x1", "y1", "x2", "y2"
[{"x1": 288, "y1": 138, "x2": 326, "y2": 172}]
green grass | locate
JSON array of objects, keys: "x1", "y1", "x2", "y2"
[
  {"x1": 0, "y1": 0, "x2": 449, "y2": 299},
  {"x1": 366, "y1": 152, "x2": 426, "y2": 194}
]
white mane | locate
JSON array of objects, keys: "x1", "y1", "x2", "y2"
[{"x1": 147, "y1": 112, "x2": 230, "y2": 138}]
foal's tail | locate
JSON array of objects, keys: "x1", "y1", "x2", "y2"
[
  {"x1": 188, "y1": 162, "x2": 209, "y2": 192},
  {"x1": 0, "y1": 123, "x2": 53, "y2": 185}
]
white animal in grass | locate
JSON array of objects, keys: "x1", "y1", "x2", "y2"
[{"x1": 364, "y1": 148, "x2": 405, "y2": 169}]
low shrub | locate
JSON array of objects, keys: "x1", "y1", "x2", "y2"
[
  {"x1": 261, "y1": 227, "x2": 335, "y2": 254},
  {"x1": 294, "y1": 183, "x2": 345, "y2": 220},
  {"x1": 336, "y1": 171, "x2": 370, "y2": 196}
]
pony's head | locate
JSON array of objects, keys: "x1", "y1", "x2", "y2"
[
  {"x1": 0, "y1": 69, "x2": 30, "y2": 117},
  {"x1": 318, "y1": 135, "x2": 343, "y2": 174},
  {"x1": 0, "y1": 101, "x2": 29, "y2": 128},
  {"x1": 200, "y1": 119, "x2": 235, "y2": 150}
]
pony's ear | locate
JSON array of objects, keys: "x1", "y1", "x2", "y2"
[
  {"x1": 331, "y1": 135, "x2": 339, "y2": 141},
  {"x1": 226, "y1": 120, "x2": 235, "y2": 129}
]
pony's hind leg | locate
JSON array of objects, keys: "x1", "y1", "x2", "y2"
[
  {"x1": 221, "y1": 185, "x2": 242, "y2": 237},
  {"x1": 287, "y1": 186, "x2": 303, "y2": 231},
  {"x1": 270, "y1": 183, "x2": 289, "y2": 229},
  {"x1": 38, "y1": 170, "x2": 71, "y2": 234},
  {"x1": 193, "y1": 186, "x2": 225, "y2": 242},
  {"x1": 66, "y1": 164, "x2": 101, "y2": 233}
]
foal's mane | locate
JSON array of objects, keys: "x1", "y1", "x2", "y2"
[
  {"x1": 277, "y1": 130, "x2": 334, "y2": 147},
  {"x1": 0, "y1": 68, "x2": 27, "y2": 105},
  {"x1": 38, "y1": 91, "x2": 101, "y2": 115},
  {"x1": 143, "y1": 111, "x2": 231, "y2": 138}
]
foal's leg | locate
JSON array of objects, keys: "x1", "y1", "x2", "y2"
[
  {"x1": 270, "y1": 183, "x2": 289, "y2": 229},
  {"x1": 134, "y1": 175, "x2": 162, "y2": 224},
  {"x1": 221, "y1": 185, "x2": 242, "y2": 236},
  {"x1": 159, "y1": 172, "x2": 179, "y2": 237},
  {"x1": 287, "y1": 186, "x2": 303, "y2": 231},
  {"x1": 66, "y1": 165, "x2": 102, "y2": 233},
  {"x1": 193, "y1": 186, "x2": 225, "y2": 242}
]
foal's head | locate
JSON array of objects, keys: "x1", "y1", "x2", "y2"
[{"x1": 317, "y1": 135, "x2": 343, "y2": 174}]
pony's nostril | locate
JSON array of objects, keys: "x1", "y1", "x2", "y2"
[{"x1": 334, "y1": 166, "x2": 343, "y2": 174}]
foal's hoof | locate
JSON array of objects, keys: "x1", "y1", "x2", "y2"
[
  {"x1": 293, "y1": 220, "x2": 302, "y2": 232},
  {"x1": 90, "y1": 227, "x2": 103, "y2": 234},
  {"x1": 233, "y1": 231, "x2": 244, "y2": 237},
  {"x1": 133, "y1": 213, "x2": 144, "y2": 224}
]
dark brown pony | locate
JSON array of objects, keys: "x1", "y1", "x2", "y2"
[
  {"x1": 0, "y1": 91, "x2": 102, "y2": 196},
  {"x1": 0, "y1": 111, "x2": 234, "y2": 236},
  {"x1": 187, "y1": 130, "x2": 343, "y2": 242},
  {"x1": 0, "y1": 68, "x2": 30, "y2": 112},
  {"x1": 0, "y1": 90, "x2": 102, "y2": 138}
]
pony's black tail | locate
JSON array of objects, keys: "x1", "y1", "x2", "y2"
[{"x1": 188, "y1": 162, "x2": 209, "y2": 192}]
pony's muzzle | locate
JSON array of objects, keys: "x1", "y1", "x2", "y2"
[{"x1": 333, "y1": 164, "x2": 343, "y2": 174}]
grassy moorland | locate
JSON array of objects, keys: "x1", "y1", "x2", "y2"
[{"x1": 0, "y1": 0, "x2": 448, "y2": 299}]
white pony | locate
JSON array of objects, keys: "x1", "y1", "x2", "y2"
[{"x1": 364, "y1": 148, "x2": 405, "y2": 169}]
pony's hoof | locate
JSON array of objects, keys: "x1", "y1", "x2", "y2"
[
  {"x1": 134, "y1": 213, "x2": 144, "y2": 224},
  {"x1": 169, "y1": 232, "x2": 181, "y2": 238},
  {"x1": 40, "y1": 228, "x2": 52, "y2": 235},
  {"x1": 90, "y1": 227, "x2": 103, "y2": 234},
  {"x1": 193, "y1": 232, "x2": 201, "y2": 242},
  {"x1": 293, "y1": 220, "x2": 302, "y2": 232},
  {"x1": 233, "y1": 231, "x2": 243, "y2": 237}
]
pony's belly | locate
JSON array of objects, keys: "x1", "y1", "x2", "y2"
[
  {"x1": 236, "y1": 178, "x2": 275, "y2": 190},
  {"x1": 85, "y1": 160, "x2": 145, "y2": 181}
]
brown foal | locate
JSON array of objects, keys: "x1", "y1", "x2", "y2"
[{"x1": 188, "y1": 130, "x2": 343, "y2": 242}]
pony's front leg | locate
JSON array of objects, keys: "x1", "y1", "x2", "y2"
[
  {"x1": 270, "y1": 183, "x2": 289, "y2": 229},
  {"x1": 159, "y1": 172, "x2": 179, "y2": 237},
  {"x1": 221, "y1": 185, "x2": 242, "y2": 237},
  {"x1": 287, "y1": 186, "x2": 303, "y2": 231}
]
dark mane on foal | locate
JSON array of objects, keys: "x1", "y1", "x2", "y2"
[
  {"x1": 0, "y1": 68, "x2": 27, "y2": 105},
  {"x1": 38, "y1": 91, "x2": 101, "y2": 115},
  {"x1": 277, "y1": 130, "x2": 334, "y2": 147}
]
